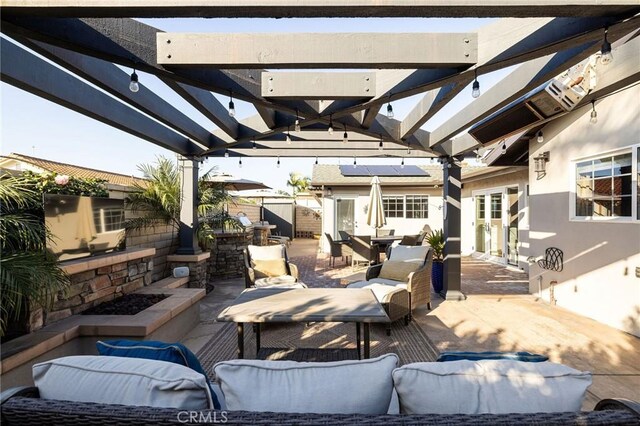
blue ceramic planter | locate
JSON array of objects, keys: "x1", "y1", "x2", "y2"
[{"x1": 431, "y1": 261, "x2": 444, "y2": 293}]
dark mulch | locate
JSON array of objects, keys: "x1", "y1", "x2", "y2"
[{"x1": 81, "y1": 294, "x2": 168, "y2": 315}]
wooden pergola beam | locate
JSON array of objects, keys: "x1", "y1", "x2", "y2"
[
  {"x1": 3, "y1": 1, "x2": 638, "y2": 18},
  {"x1": 0, "y1": 39, "x2": 199, "y2": 155},
  {"x1": 224, "y1": 149, "x2": 433, "y2": 158},
  {"x1": 262, "y1": 72, "x2": 376, "y2": 99},
  {"x1": 158, "y1": 32, "x2": 477, "y2": 69}
]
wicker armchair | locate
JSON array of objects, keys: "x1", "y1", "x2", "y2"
[
  {"x1": 366, "y1": 246, "x2": 433, "y2": 316},
  {"x1": 351, "y1": 235, "x2": 379, "y2": 268},
  {"x1": 242, "y1": 244, "x2": 301, "y2": 289},
  {"x1": 325, "y1": 233, "x2": 353, "y2": 267}
]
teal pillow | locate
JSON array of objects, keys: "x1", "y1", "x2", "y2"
[
  {"x1": 97, "y1": 339, "x2": 221, "y2": 409},
  {"x1": 436, "y1": 351, "x2": 548, "y2": 363}
]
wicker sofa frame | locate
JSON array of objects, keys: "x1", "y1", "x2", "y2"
[
  {"x1": 242, "y1": 246, "x2": 299, "y2": 289},
  {"x1": 2, "y1": 387, "x2": 640, "y2": 426}
]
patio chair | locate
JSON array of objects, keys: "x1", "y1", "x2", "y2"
[
  {"x1": 377, "y1": 229, "x2": 395, "y2": 237},
  {"x1": 347, "y1": 245, "x2": 432, "y2": 335},
  {"x1": 325, "y1": 233, "x2": 352, "y2": 267},
  {"x1": 399, "y1": 235, "x2": 419, "y2": 246},
  {"x1": 350, "y1": 235, "x2": 379, "y2": 268},
  {"x1": 242, "y1": 244, "x2": 305, "y2": 289}
]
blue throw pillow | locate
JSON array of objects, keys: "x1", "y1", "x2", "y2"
[
  {"x1": 436, "y1": 351, "x2": 549, "y2": 363},
  {"x1": 97, "y1": 339, "x2": 221, "y2": 409}
]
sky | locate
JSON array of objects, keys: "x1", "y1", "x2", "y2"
[{"x1": 0, "y1": 17, "x2": 511, "y2": 192}]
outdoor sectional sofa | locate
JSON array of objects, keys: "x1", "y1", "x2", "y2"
[{"x1": 2, "y1": 353, "x2": 640, "y2": 425}]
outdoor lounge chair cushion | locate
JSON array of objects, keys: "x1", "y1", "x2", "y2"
[
  {"x1": 33, "y1": 355, "x2": 214, "y2": 410},
  {"x1": 378, "y1": 260, "x2": 421, "y2": 282},
  {"x1": 96, "y1": 339, "x2": 222, "y2": 409},
  {"x1": 254, "y1": 276, "x2": 306, "y2": 288},
  {"x1": 346, "y1": 282, "x2": 407, "y2": 304},
  {"x1": 214, "y1": 353, "x2": 399, "y2": 414},
  {"x1": 392, "y1": 360, "x2": 592, "y2": 414},
  {"x1": 437, "y1": 351, "x2": 549, "y2": 363},
  {"x1": 247, "y1": 244, "x2": 286, "y2": 260},
  {"x1": 388, "y1": 245, "x2": 429, "y2": 264},
  {"x1": 250, "y1": 258, "x2": 288, "y2": 278}
]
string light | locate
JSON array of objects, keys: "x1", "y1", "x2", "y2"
[
  {"x1": 471, "y1": 69, "x2": 480, "y2": 98},
  {"x1": 590, "y1": 100, "x2": 598, "y2": 124},
  {"x1": 386, "y1": 101, "x2": 394, "y2": 118},
  {"x1": 378, "y1": 135, "x2": 384, "y2": 151},
  {"x1": 501, "y1": 141, "x2": 507, "y2": 155},
  {"x1": 294, "y1": 108, "x2": 301, "y2": 132},
  {"x1": 252, "y1": 140, "x2": 257, "y2": 149},
  {"x1": 600, "y1": 27, "x2": 613, "y2": 65},
  {"x1": 276, "y1": 156, "x2": 280, "y2": 168},
  {"x1": 224, "y1": 148, "x2": 229, "y2": 158},
  {"x1": 328, "y1": 115, "x2": 334, "y2": 135},
  {"x1": 315, "y1": 156, "x2": 318, "y2": 165},
  {"x1": 342, "y1": 125, "x2": 348, "y2": 144},
  {"x1": 238, "y1": 158, "x2": 242, "y2": 168},
  {"x1": 537, "y1": 130, "x2": 544, "y2": 144},
  {"x1": 401, "y1": 157, "x2": 405, "y2": 169},
  {"x1": 353, "y1": 156, "x2": 357, "y2": 168},
  {"x1": 286, "y1": 126, "x2": 291, "y2": 144},
  {"x1": 129, "y1": 69, "x2": 139, "y2": 93},
  {"x1": 228, "y1": 92, "x2": 235, "y2": 117},
  {"x1": 406, "y1": 141, "x2": 411, "y2": 155}
]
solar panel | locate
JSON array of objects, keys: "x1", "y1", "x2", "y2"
[{"x1": 339, "y1": 165, "x2": 428, "y2": 177}]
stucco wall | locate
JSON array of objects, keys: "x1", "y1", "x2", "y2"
[
  {"x1": 461, "y1": 169, "x2": 530, "y2": 271},
  {"x1": 320, "y1": 186, "x2": 443, "y2": 253},
  {"x1": 528, "y1": 85, "x2": 640, "y2": 337}
]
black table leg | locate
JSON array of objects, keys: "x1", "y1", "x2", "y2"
[
  {"x1": 356, "y1": 322, "x2": 361, "y2": 360},
  {"x1": 364, "y1": 323, "x2": 370, "y2": 359},
  {"x1": 255, "y1": 323, "x2": 261, "y2": 357},
  {"x1": 237, "y1": 323, "x2": 244, "y2": 359}
]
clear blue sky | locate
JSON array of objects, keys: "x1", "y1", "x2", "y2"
[{"x1": 1, "y1": 17, "x2": 507, "y2": 192}]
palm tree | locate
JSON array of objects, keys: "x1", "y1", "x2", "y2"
[
  {"x1": 0, "y1": 172, "x2": 69, "y2": 337},
  {"x1": 287, "y1": 172, "x2": 311, "y2": 195},
  {"x1": 124, "y1": 156, "x2": 228, "y2": 246}
]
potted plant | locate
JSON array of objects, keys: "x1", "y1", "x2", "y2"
[{"x1": 425, "y1": 229, "x2": 445, "y2": 294}]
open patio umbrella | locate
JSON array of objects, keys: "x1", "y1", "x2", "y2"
[
  {"x1": 204, "y1": 174, "x2": 271, "y2": 192},
  {"x1": 367, "y1": 176, "x2": 386, "y2": 237}
]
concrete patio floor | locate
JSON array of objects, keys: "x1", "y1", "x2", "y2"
[{"x1": 182, "y1": 238, "x2": 640, "y2": 410}]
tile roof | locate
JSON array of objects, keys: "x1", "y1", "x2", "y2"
[
  {"x1": 311, "y1": 164, "x2": 513, "y2": 186},
  {"x1": 1, "y1": 153, "x2": 147, "y2": 187}
]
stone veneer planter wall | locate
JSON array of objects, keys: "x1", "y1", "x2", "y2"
[
  {"x1": 208, "y1": 230, "x2": 253, "y2": 282},
  {"x1": 34, "y1": 248, "x2": 156, "y2": 331}
]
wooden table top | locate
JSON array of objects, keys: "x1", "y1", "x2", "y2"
[{"x1": 217, "y1": 288, "x2": 390, "y2": 323}]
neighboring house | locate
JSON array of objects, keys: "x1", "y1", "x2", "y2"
[
  {"x1": 311, "y1": 163, "x2": 530, "y2": 271},
  {"x1": 0, "y1": 153, "x2": 147, "y2": 198}
]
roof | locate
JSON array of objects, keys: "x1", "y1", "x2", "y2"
[
  {"x1": 0, "y1": 153, "x2": 147, "y2": 187},
  {"x1": 311, "y1": 164, "x2": 519, "y2": 187}
]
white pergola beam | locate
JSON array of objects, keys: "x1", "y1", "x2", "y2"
[
  {"x1": 4, "y1": 1, "x2": 638, "y2": 18},
  {"x1": 226, "y1": 149, "x2": 433, "y2": 158},
  {"x1": 262, "y1": 72, "x2": 376, "y2": 99},
  {"x1": 157, "y1": 33, "x2": 477, "y2": 69}
]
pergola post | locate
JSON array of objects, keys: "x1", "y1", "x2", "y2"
[
  {"x1": 176, "y1": 155, "x2": 202, "y2": 255},
  {"x1": 442, "y1": 157, "x2": 466, "y2": 301}
]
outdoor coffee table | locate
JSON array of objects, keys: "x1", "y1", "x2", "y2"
[{"x1": 217, "y1": 287, "x2": 390, "y2": 360}]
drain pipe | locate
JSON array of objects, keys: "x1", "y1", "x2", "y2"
[
  {"x1": 549, "y1": 280, "x2": 557, "y2": 305},
  {"x1": 537, "y1": 276, "x2": 543, "y2": 297}
]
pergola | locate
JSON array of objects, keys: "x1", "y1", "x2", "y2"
[{"x1": 1, "y1": 1, "x2": 639, "y2": 299}]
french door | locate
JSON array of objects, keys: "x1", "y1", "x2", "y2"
[
  {"x1": 335, "y1": 196, "x2": 356, "y2": 240},
  {"x1": 473, "y1": 188, "x2": 518, "y2": 265}
]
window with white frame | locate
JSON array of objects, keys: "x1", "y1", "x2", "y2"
[
  {"x1": 573, "y1": 147, "x2": 638, "y2": 220},
  {"x1": 382, "y1": 196, "x2": 404, "y2": 218},
  {"x1": 406, "y1": 195, "x2": 429, "y2": 218}
]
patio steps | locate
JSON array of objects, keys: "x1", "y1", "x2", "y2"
[{"x1": 147, "y1": 276, "x2": 189, "y2": 289}]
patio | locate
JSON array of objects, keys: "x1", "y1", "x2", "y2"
[{"x1": 182, "y1": 238, "x2": 640, "y2": 410}]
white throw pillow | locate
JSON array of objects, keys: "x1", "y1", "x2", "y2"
[
  {"x1": 33, "y1": 356, "x2": 213, "y2": 410},
  {"x1": 389, "y1": 245, "x2": 429, "y2": 264},
  {"x1": 392, "y1": 360, "x2": 592, "y2": 414},
  {"x1": 214, "y1": 354, "x2": 398, "y2": 414},
  {"x1": 248, "y1": 244, "x2": 286, "y2": 260}
]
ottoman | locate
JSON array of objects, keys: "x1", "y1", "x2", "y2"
[{"x1": 346, "y1": 281, "x2": 410, "y2": 336}]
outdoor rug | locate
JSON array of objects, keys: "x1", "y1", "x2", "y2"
[{"x1": 198, "y1": 320, "x2": 439, "y2": 381}]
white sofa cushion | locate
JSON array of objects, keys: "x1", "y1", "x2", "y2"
[
  {"x1": 392, "y1": 360, "x2": 592, "y2": 414},
  {"x1": 389, "y1": 245, "x2": 429, "y2": 264},
  {"x1": 248, "y1": 244, "x2": 286, "y2": 260},
  {"x1": 214, "y1": 354, "x2": 398, "y2": 414},
  {"x1": 33, "y1": 356, "x2": 213, "y2": 410},
  {"x1": 346, "y1": 281, "x2": 406, "y2": 304},
  {"x1": 254, "y1": 276, "x2": 306, "y2": 288}
]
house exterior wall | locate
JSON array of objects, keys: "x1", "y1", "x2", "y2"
[
  {"x1": 320, "y1": 185, "x2": 442, "y2": 253},
  {"x1": 528, "y1": 85, "x2": 640, "y2": 337},
  {"x1": 461, "y1": 169, "x2": 530, "y2": 272}
]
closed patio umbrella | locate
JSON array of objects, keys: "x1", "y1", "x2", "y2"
[{"x1": 367, "y1": 176, "x2": 386, "y2": 237}]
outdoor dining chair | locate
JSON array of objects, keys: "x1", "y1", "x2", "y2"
[{"x1": 324, "y1": 232, "x2": 352, "y2": 267}]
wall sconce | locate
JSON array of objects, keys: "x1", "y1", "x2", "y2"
[
  {"x1": 533, "y1": 151, "x2": 550, "y2": 180},
  {"x1": 324, "y1": 187, "x2": 333, "y2": 197}
]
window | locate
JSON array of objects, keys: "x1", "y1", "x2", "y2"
[
  {"x1": 94, "y1": 208, "x2": 125, "y2": 233},
  {"x1": 382, "y1": 196, "x2": 404, "y2": 218},
  {"x1": 575, "y1": 152, "x2": 632, "y2": 218},
  {"x1": 490, "y1": 194, "x2": 502, "y2": 219},
  {"x1": 406, "y1": 195, "x2": 429, "y2": 219}
]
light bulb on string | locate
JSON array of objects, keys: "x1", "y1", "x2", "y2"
[
  {"x1": 328, "y1": 115, "x2": 334, "y2": 135},
  {"x1": 590, "y1": 100, "x2": 598, "y2": 124},
  {"x1": 353, "y1": 156, "x2": 357, "y2": 168},
  {"x1": 129, "y1": 69, "x2": 139, "y2": 93},
  {"x1": 315, "y1": 156, "x2": 318, "y2": 165},
  {"x1": 238, "y1": 158, "x2": 242, "y2": 168},
  {"x1": 342, "y1": 125, "x2": 348, "y2": 144},
  {"x1": 406, "y1": 141, "x2": 411, "y2": 155},
  {"x1": 252, "y1": 140, "x2": 257, "y2": 150},
  {"x1": 537, "y1": 131, "x2": 544, "y2": 144},
  {"x1": 228, "y1": 92, "x2": 235, "y2": 117},
  {"x1": 224, "y1": 148, "x2": 229, "y2": 158},
  {"x1": 294, "y1": 108, "x2": 301, "y2": 132},
  {"x1": 386, "y1": 102, "x2": 394, "y2": 118},
  {"x1": 471, "y1": 69, "x2": 480, "y2": 98},
  {"x1": 276, "y1": 156, "x2": 280, "y2": 168},
  {"x1": 401, "y1": 157, "x2": 405, "y2": 169},
  {"x1": 378, "y1": 136, "x2": 384, "y2": 151},
  {"x1": 501, "y1": 142, "x2": 507, "y2": 155}
]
